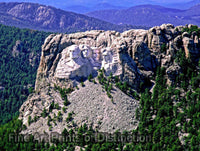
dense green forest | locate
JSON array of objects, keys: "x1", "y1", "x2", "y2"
[
  {"x1": 0, "y1": 24, "x2": 51, "y2": 124},
  {"x1": 0, "y1": 24, "x2": 199, "y2": 150}
]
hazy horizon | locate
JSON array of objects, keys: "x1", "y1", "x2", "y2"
[{"x1": 0, "y1": 0, "x2": 194, "y2": 8}]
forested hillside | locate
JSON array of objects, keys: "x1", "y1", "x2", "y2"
[{"x1": 0, "y1": 24, "x2": 50, "y2": 124}]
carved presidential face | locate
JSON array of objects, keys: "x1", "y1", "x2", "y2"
[
  {"x1": 68, "y1": 45, "x2": 81, "y2": 59},
  {"x1": 102, "y1": 48, "x2": 112, "y2": 63},
  {"x1": 92, "y1": 48, "x2": 101, "y2": 61},
  {"x1": 82, "y1": 48, "x2": 93, "y2": 58},
  {"x1": 79, "y1": 45, "x2": 93, "y2": 58}
]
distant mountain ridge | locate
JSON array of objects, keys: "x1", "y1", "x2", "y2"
[
  {"x1": 86, "y1": 4, "x2": 200, "y2": 27},
  {"x1": 64, "y1": 2, "x2": 126, "y2": 14},
  {"x1": 1, "y1": 0, "x2": 200, "y2": 12},
  {"x1": 1, "y1": 2, "x2": 200, "y2": 31},
  {"x1": 0, "y1": 2, "x2": 143, "y2": 33}
]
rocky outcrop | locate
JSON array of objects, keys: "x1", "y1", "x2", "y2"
[
  {"x1": 166, "y1": 64, "x2": 182, "y2": 85},
  {"x1": 35, "y1": 30, "x2": 145, "y2": 92},
  {"x1": 12, "y1": 40, "x2": 40, "y2": 66},
  {"x1": 182, "y1": 30, "x2": 200, "y2": 62},
  {"x1": 12, "y1": 40, "x2": 23, "y2": 57},
  {"x1": 0, "y1": 86, "x2": 4, "y2": 91},
  {"x1": 19, "y1": 24, "x2": 200, "y2": 135},
  {"x1": 147, "y1": 24, "x2": 200, "y2": 64},
  {"x1": 20, "y1": 29, "x2": 145, "y2": 135},
  {"x1": 29, "y1": 51, "x2": 40, "y2": 67}
]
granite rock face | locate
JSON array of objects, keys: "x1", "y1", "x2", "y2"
[
  {"x1": 35, "y1": 30, "x2": 145, "y2": 92},
  {"x1": 36, "y1": 24, "x2": 200, "y2": 90},
  {"x1": 19, "y1": 24, "x2": 200, "y2": 135}
]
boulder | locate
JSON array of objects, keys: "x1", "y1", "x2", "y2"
[
  {"x1": 166, "y1": 64, "x2": 181, "y2": 85},
  {"x1": 12, "y1": 40, "x2": 23, "y2": 57}
]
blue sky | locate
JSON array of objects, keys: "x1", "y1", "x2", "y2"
[{"x1": 152, "y1": 0, "x2": 191, "y2": 2}]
